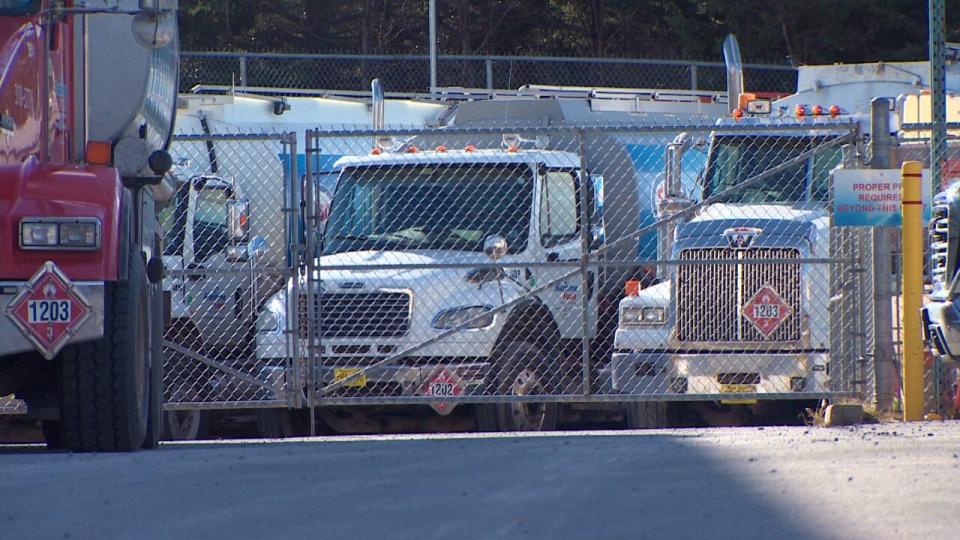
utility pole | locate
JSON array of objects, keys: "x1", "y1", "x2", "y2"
[{"x1": 429, "y1": 0, "x2": 438, "y2": 94}]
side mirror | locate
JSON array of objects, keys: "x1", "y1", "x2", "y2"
[
  {"x1": 483, "y1": 235, "x2": 508, "y2": 261},
  {"x1": 227, "y1": 199, "x2": 250, "y2": 241}
]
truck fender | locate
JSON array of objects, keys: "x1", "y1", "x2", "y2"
[{"x1": 493, "y1": 299, "x2": 561, "y2": 354}]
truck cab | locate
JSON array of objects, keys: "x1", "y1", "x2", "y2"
[
  {"x1": 0, "y1": 0, "x2": 178, "y2": 451},
  {"x1": 257, "y1": 145, "x2": 608, "y2": 431},
  {"x1": 162, "y1": 173, "x2": 256, "y2": 359},
  {"x1": 612, "y1": 119, "x2": 845, "y2": 409}
]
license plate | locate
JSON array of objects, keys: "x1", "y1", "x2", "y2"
[
  {"x1": 333, "y1": 367, "x2": 367, "y2": 388},
  {"x1": 27, "y1": 299, "x2": 72, "y2": 323},
  {"x1": 719, "y1": 383, "x2": 757, "y2": 404}
]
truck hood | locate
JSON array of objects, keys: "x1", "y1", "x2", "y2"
[
  {"x1": 675, "y1": 204, "x2": 829, "y2": 253},
  {"x1": 314, "y1": 250, "x2": 502, "y2": 290}
]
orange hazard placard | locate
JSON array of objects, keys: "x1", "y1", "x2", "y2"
[{"x1": 5, "y1": 262, "x2": 92, "y2": 360}]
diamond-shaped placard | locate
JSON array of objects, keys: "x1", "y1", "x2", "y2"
[
  {"x1": 419, "y1": 367, "x2": 464, "y2": 416},
  {"x1": 5, "y1": 261, "x2": 92, "y2": 360},
  {"x1": 741, "y1": 285, "x2": 793, "y2": 339}
]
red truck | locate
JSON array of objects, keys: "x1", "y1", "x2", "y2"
[{"x1": 0, "y1": 0, "x2": 178, "y2": 451}]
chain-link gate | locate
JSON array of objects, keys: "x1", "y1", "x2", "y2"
[
  {"x1": 160, "y1": 132, "x2": 301, "y2": 430},
  {"x1": 287, "y1": 119, "x2": 869, "y2": 429}
]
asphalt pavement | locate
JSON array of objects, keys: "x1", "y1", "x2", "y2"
[{"x1": 2, "y1": 422, "x2": 959, "y2": 540}]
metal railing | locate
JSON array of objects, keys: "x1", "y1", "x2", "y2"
[{"x1": 180, "y1": 51, "x2": 797, "y2": 94}]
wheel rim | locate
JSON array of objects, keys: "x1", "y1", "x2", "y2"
[
  {"x1": 166, "y1": 410, "x2": 202, "y2": 440},
  {"x1": 508, "y1": 368, "x2": 547, "y2": 430}
]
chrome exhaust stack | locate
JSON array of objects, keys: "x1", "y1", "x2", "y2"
[{"x1": 723, "y1": 34, "x2": 744, "y2": 115}]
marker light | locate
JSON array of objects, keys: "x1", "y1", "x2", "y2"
[
  {"x1": 506, "y1": 145, "x2": 519, "y2": 153},
  {"x1": 371, "y1": 147, "x2": 382, "y2": 155},
  {"x1": 405, "y1": 145, "x2": 418, "y2": 153},
  {"x1": 811, "y1": 104, "x2": 823, "y2": 116},
  {"x1": 829, "y1": 105, "x2": 841, "y2": 117},
  {"x1": 464, "y1": 144, "x2": 476, "y2": 152},
  {"x1": 732, "y1": 108, "x2": 744, "y2": 119},
  {"x1": 435, "y1": 145, "x2": 447, "y2": 153},
  {"x1": 85, "y1": 141, "x2": 111, "y2": 166},
  {"x1": 795, "y1": 105, "x2": 806, "y2": 117}
]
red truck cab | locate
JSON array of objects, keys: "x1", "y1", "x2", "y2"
[{"x1": 0, "y1": 0, "x2": 178, "y2": 451}]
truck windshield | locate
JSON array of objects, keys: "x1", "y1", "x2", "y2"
[
  {"x1": 702, "y1": 135, "x2": 841, "y2": 204},
  {"x1": 324, "y1": 163, "x2": 533, "y2": 255},
  {"x1": 0, "y1": 0, "x2": 39, "y2": 15}
]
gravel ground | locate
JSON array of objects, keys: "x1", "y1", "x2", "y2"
[{"x1": 1, "y1": 421, "x2": 959, "y2": 540}]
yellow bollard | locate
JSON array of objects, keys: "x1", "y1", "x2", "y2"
[{"x1": 901, "y1": 161, "x2": 924, "y2": 421}]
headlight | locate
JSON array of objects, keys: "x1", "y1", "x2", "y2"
[
  {"x1": 432, "y1": 306, "x2": 495, "y2": 330},
  {"x1": 620, "y1": 306, "x2": 666, "y2": 327},
  {"x1": 20, "y1": 218, "x2": 100, "y2": 249},
  {"x1": 20, "y1": 222, "x2": 58, "y2": 247},
  {"x1": 257, "y1": 294, "x2": 286, "y2": 333}
]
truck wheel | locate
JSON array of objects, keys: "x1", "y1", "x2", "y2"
[
  {"x1": 57, "y1": 246, "x2": 151, "y2": 452},
  {"x1": 624, "y1": 401, "x2": 669, "y2": 429},
  {"x1": 143, "y1": 279, "x2": 164, "y2": 449},
  {"x1": 164, "y1": 410, "x2": 209, "y2": 440},
  {"x1": 492, "y1": 341, "x2": 558, "y2": 431}
]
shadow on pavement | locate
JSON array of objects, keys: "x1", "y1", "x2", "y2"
[{"x1": 0, "y1": 431, "x2": 826, "y2": 540}]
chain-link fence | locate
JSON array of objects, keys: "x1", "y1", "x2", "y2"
[
  {"x1": 238, "y1": 119, "x2": 865, "y2": 430},
  {"x1": 155, "y1": 116, "x2": 960, "y2": 435},
  {"x1": 160, "y1": 132, "x2": 299, "y2": 424},
  {"x1": 180, "y1": 52, "x2": 797, "y2": 95}
]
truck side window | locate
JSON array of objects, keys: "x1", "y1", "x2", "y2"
[
  {"x1": 810, "y1": 147, "x2": 842, "y2": 202},
  {"x1": 193, "y1": 188, "x2": 229, "y2": 263},
  {"x1": 540, "y1": 171, "x2": 579, "y2": 248}
]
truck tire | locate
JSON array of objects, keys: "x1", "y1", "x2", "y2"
[
  {"x1": 57, "y1": 246, "x2": 151, "y2": 452},
  {"x1": 491, "y1": 341, "x2": 558, "y2": 431},
  {"x1": 624, "y1": 401, "x2": 669, "y2": 429},
  {"x1": 164, "y1": 410, "x2": 209, "y2": 440},
  {"x1": 143, "y1": 278, "x2": 164, "y2": 449}
]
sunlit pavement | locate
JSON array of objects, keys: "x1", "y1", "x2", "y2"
[{"x1": 2, "y1": 422, "x2": 959, "y2": 540}]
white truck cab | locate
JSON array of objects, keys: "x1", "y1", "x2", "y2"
[
  {"x1": 612, "y1": 120, "x2": 843, "y2": 402},
  {"x1": 257, "y1": 146, "x2": 608, "y2": 430}
]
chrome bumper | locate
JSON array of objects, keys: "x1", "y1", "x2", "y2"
[{"x1": 610, "y1": 351, "x2": 830, "y2": 396}]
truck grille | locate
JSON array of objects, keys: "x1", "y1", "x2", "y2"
[
  {"x1": 930, "y1": 199, "x2": 950, "y2": 289},
  {"x1": 676, "y1": 248, "x2": 801, "y2": 342},
  {"x1": 299, "y1": 291, "x2": 411, "y2": 338}
]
